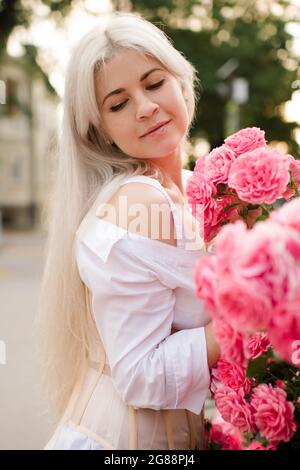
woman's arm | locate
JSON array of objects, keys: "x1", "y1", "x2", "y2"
[
  {"x1": 76, "y1": 182, "x2": 213, "y2": 414},
  {"x1": 76, "y1": 236, "x2": 210, "y2": 415},
  {"x1": 204, "y1": 321, "x2": 220, "y2": 368}
]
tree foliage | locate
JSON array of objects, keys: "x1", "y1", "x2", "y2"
[
  {"x1": 0, "y1": 0, "x2": 72, "y2": 51},
  {"x1": 0, "y1": 0, "x2": 74, "y2": 97},
  {"x1": 1, "y1": 0, "x2": 299, "y2": 156}
]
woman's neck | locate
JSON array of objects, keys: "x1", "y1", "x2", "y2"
[{"x1": 151, "y1": 150, "x2": 186, "y2": 200}]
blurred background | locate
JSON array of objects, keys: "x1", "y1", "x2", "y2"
[{"x1": 0, "y1": 0, "x2": 299, "y2": 449}]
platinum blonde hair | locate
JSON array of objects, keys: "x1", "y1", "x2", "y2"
[{"x1": 36, "y1": 11, "x2": 200, "y2": 421}]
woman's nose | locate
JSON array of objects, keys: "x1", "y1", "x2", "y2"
[{"x1": 136, "y1": 97, "x2": 159, "y2": 120}]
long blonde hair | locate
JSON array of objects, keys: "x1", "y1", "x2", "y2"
[{"x1": 36, "y1": 11, "x2": 200, "y2": 421}]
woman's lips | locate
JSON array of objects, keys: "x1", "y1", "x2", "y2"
[{"x1": 142, "y1": 120, "x2": 171, "y2": 138}]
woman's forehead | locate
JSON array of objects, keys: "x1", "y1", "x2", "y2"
[
  {"x1": 98, "y1": 50, "x2": 164, "y2": 80},
  {"x1": 95, "y1": 50, "x2": 166, "y2": 104}
]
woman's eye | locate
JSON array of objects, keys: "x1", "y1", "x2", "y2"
[
  {"x1": 147, "y1": 79, "x2": 165, "y2": 90},
  {"x1": 110, "y1": 80, "x2": 165, "y2": 112},
  {"x1": 110, "y1": 100, "x2": 128, "y2": 112}
]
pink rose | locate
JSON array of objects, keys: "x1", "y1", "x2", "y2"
[
  {"x1": 216, "y1": 359, "x2": 252, "y2": 395},
  {"x1": 270, "y1": 197, "x2": 300, "y2": 234},
  {"x1": 215, "y1": 221, "x2": 300, "y2": 331},
  {"x1": 215, "y1": 220, "x2": 248, "y2": 276},
  {"x1": 210, "y1": 366, "x2": 222, "y2": 396},
  {"x1": 251, "y1": 384, "x2": 296, "y2": 445},
  {"x1": 282, "y1": 157, "x2": 300, "y2": 200},
  {"x1": 216, "y1": 276, "x2": 272, "y2": 332},
  {"x1": 186, "y1": 173, "x2": 216, "y2": 207},
  {"x1": 186, "y1": 173, "x2": 218, "y2": 235},
  {"x1": 215, "y1": 386, "x2": 256, "y2": 433},
  {"x1": 203, "y1": 224, "x2": 221, "y2": 243},
  {"x1": 289, "y1": 157, "x2": 300, "y2": 187},
  {"x1": 242, "y1": 223, "x2": 300, "y2": 303},
  {"x1": 228, "y1": 148, "x2": 291, "y2": 204},
  {"x1": 248, "y1": 332, "x2": 271, "y2": 360},
  {"x1": 204, "y1": 145, "x2": 236, "y2": 184},
  {"x1": 210, "y1": 413, "x2": 244, "y2": 450},
  {"x1": 214, "y1": 317, "x2": 247, "y2": 366},
  {"x1": 211, "y1": 222, "x2": 277, "y2": 330},
  {"x1": 193, "y1": 155, "x2": 206, "y2": 176},
  {"x1": 209, "y1": 422, "x2": 244, "y2": 450},
  {"x1": 275, "y1": 380, "x2": 287, "y2": 390},
  {"x1": 196, "y1": 220, "x2": 282, "y2": 331},
  {"x1": 194, "y1": 256, "x2": 218, "y2": 315},
  {"x1": 202, "y1": 196, "x2": 239, "y2": 243},
  {"x1": 195, "y1": 205, "x2": 300, "y2": 338},
  {"x1": 227, "y1": 204, "x2": 242, "y2": 224},
  {"x1": 246, "y1": 442, "x2": 276, "y2": 450},
  {"x1": 213, "y1": 195, "x2": 238, "y2": 225},
  {"x1": 224, "y1": 127, "x2": 267, "y2": 157},
  {"x1": 268, "y1": 291, "x2": 300, "y2": 363},
  {"x1": 186, "y1": 173, "x2": 236, "y2": 242}
]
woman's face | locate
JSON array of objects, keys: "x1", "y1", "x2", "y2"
[{"x1": 95, "y1": 49, "x2": 189, "y2": 160}]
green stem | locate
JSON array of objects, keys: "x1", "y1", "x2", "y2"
[
  {"x1": 213, "y1": 192, "x2": 236, "y2": 198},
  {"x1": 261, "y1": 203, "x2": 270, "y2": 213},
  {"x1": 290, "y1": 176, "x2": 300, "y2": 197},
  {"x1": 260, "y1": 203, "x2": 275, "y2": 216}
]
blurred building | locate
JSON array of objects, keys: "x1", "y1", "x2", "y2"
[{"x1": 0, "y1": 52, "x2": 59, "y2": 229}]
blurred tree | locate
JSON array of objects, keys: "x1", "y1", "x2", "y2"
[
  {"x1": 0, "y1": 0, "x2": 73, "y2": 97},
  {"x1": 114, "y1": 0, "x2": 300, "y2": 158},
  {"x1": 2, "y1": 1, "x2": 299, "y2": 157},
  {"x1": 0, "y1": 0, "x2": 72, "y2": 52}
]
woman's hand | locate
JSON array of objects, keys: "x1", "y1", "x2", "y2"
[{"x1": 204, "y1": 321, "x2": 220, "y2": 368}]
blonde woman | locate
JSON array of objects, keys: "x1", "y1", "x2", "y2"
[{"x1": 38, "y1": 11, "x2": 220, "y2": 450}]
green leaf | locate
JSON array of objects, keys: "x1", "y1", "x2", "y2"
[
  {"x1": 254, "y1": 433, "x2": 271, "y2": 446},
  {"x1": 246, "y1": 348, "x2": 273, "y2": 381},
  {"x1": 255, "y1": 214, "x2": 269, "y2": 222},
  {"x1": 290, "y1": 175, "x2": 300, "y2": 196}
]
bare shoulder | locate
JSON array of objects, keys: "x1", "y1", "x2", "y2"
[{"x1": 97, "y1": 181, "x2": 177, "y2": 247}]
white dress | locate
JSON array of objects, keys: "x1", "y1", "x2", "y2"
[{"x1": 45, "y1": 169, "x2": 211, "y2": 450}]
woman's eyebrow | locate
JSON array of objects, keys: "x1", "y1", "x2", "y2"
[{"x1": 101, "y1": 67, "x2": 164, "y2": 106}]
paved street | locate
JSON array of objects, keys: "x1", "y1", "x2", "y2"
[{"x1": 0, "y1": 228, "x2": 54, "y2": 450}]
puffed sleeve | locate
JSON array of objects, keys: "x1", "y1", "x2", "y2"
[{"x1": 75, "y1": 223, "x2": 210, "y2": 415}]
